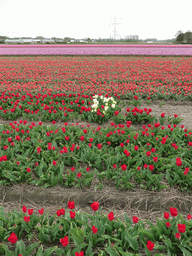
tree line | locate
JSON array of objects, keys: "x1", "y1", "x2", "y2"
[
  {"x1": 175, "y1": 31, "x2": 192, "y2": 44},
  {"x1": 0, "y1": 31, "x2": 192, "y2": 44}
]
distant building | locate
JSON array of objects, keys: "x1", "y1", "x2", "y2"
[
  {"x1": 54, "y1": 39, "x2": 64, "y2": 43},
  {"x1": 4, "y1": 38, "x2": 56, "y2": 44},
  {"x1": 4, "y1": 39, "x2": 23, "y2": 44},
  {"x1": 3, "y1": 37, "x2": 92, "y2": 44},
  {"x1": 22, "y1": 39, "x2": 33, "y2": 44},
  {"x1": 41, "y1": 38, "x2": 55, "y2": 44},
  {"x1": 75, "y1": 39, "x2": 88, "y2": 43},
  {"x1": 125, "y1": 35, "x2": 139, "y2": 40},
  {"x1": 32, "y1": 39, "x2": 41, "y2": 43},
  {"x1": 147, "y1": 41, "x2": 154, "y2": 44}
]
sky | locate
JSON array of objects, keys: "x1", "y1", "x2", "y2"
[{"x1": 0, "y1": 0, "x2": 191, "y2": 40}]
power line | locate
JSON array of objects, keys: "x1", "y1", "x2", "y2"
[{"x1": 109, "y1": 16, "x2": 121, "y2": 40}]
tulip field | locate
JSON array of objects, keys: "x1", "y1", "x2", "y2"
[{"x1": 0, "y1": 55, "x2": 192, "y2": 255}]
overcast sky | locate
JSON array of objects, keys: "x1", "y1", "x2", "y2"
[{"x1": 0, "y1": 0, "x2": 191, "y2": 40}]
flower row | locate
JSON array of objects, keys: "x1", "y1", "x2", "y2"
[
  {"x1": 0, "y1": 92, "x2": 184, "y2": 125},
  {"x1": 1, "y1": 46, "x2": 192, "y2": 55},
  {"x1": 0, "y1": 202, "x2": 192, "y2": 255},
  {"x1": 0, "y1": 56, "x2": 192, "y2": 99},
  {"x1": 0, "y1": 119, "x2": 192, "y2": 191}
]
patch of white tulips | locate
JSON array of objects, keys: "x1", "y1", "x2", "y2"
[{"x1": 91, "y1": 95, "x2": 117, "y2": 115}]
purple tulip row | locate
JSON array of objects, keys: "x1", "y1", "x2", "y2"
[{"x1": 0, "y1": 45, "x2": 192, "y2": 55}]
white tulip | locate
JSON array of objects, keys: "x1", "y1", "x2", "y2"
[{"x1": 92, "y1": 104, "x2": 98, "y2": 109}]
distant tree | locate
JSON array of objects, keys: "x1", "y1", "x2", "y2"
[
  {"x1": 63, "y1": 37, "x2": 71, "y2": 43},
  {"x1": 175, "y1": 31, "x2": 192, "y2": 44},
  {"x1": 175, "y1": 30, "x2": 183, "y2": 38},
  {"x1": 35, "y1": 36, "x2": 45, "y2": 39},
  {"x1": 176, "y1": 32, "x2": 186, "y2": 43},
  {"x1": 0, "y1": 36, "x2": 7, "y2": 44},
  {"x1": 185, "y1": 31, "x2": 192, "y2": 44},
  {"x1": 51, "y1": 37, "x2": 57, "y2": 41},
  {"x1": 87, "y1": 38, "x2": 92, "y2": 43}
]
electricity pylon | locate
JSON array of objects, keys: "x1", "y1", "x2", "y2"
[{"x1": 109, "y1": 16, "x2": 121, "y2": 40}]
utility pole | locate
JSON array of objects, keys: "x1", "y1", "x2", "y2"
[{"x1": 109, "y1": 16, "x2": 121, "y2": 40}]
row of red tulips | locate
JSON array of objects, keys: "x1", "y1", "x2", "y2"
[
  {"x1": 0, "y1": 117, "x2": 191, "y2": 191},
  {"x1": 0, "y1": 56, "x2": 191, "y2": 99},
  {"x1": 1, "y1": 202, "x2": 192, "y2": 255}
]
